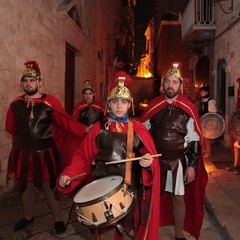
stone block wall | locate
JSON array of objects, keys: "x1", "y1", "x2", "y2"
[{"x1": 0, "y1": 0, "x2": 122, "y2": 197}]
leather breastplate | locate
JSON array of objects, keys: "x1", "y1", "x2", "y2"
[
  {"x1": 94, "y1": 120, "x2": 141, "y2": 180},
  {"x1": 150, "y1": 104, "x2": 190, "y2": 160},
  {"x1": 11, "y1": 99, "x2": 53, "y2": 148},
  {"x1": 79, "y1": 105, "x2": 102, "y2": 126}
]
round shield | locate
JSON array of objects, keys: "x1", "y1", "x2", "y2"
[
  {"x1": 230, "y1": 109, "x2": 240, "y2": 141},
  {"x1": 200, "y1": 113, "x2": 225, "y2": 139}
]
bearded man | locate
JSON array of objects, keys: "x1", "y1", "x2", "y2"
[
  {"x1": 140, "y1": 63, "x2": 208, "y2": 240},
  {"x1": 6, "y1": 61, "x2": 86, "y2": 234}
]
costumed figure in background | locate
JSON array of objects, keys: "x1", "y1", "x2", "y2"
[
  {"x1": 140, "y1": 63, "x2": 208, "y2": 240},
  {"x1": 198, "y1": 86, "x2": 217, "y2": 158},
  {"x1": 226, "y1": 77, "x2": 240, "y2": 175},
  {"x1": 57, "y1": 77, "x2": 160, "y2": 240},
  {"x1": 71, "y1": 80, "x2": 104, "y2": 130},
  {"x1": 62, "y1": 80, "x2": 104, "y2": 168},
  {"x1": 5, "y1": 61, "x2": 87, "y2": 234}
]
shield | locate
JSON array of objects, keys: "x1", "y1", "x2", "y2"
[
  {"x1": 230, "y1": 109, "x2": 240, "y2": 141},
  {"x1": 200, "y1": 113, "x2": 225, "y2": 139}
]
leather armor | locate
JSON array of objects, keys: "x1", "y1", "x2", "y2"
[
  {"x1": 12, "y1": 98, "x2": 54, "y2": 150},
  {"x1": 78, "y1": 105, "x2": 103, "y2": 126},
  {"x1": 94, "y1": 120, "x2": 143, "y2": 188},
  {"x1": 9, "y1": 95, "x2": 60, "y2": 192},
  {"x1": 149, "y1": 104, "x2": 190, "y2": 160},
  {"x1": 149, "y1": 104, "x2": 200, "y2": 195}
]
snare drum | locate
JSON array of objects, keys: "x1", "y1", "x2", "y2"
[{"x1": 73, "y1": 175, "x2": 134, "y2": 227}]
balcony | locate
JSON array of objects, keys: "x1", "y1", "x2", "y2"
[{"x1": 181, "y1": 0, "x2": 216, "y2": 50}]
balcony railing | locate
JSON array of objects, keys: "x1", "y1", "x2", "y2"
[{"x1": 182, "y1": 0, "x2": 216, "y2": 44}]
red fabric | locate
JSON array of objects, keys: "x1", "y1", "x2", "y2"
[
  {"x1": 44, "y1": 95, "x2": 87, "y2": 169},
  {"x1": 236, "y1": 78, "x2": 240, "y2": 109},
  {"x1": 229, "y1": 78, "x2": 240, "y2": 151},
  {"x1": 140, "y1": 94, "x2": 208, "y2": 239},
  {"x1": 6, "y1": 94, "x2": 87, "y2": 178},
  {"x1": 57, "y1": 119, "x2": 160, "y2": 240},
  {"x1": 71, "y1": 100, "x2": 104, "y2": 120},
  {"x1": 108, "y1": 71, "x2": 132, "y2": 93},
  {"x1": 58, "y1": 100, "x2": 104, "y2": 168}
]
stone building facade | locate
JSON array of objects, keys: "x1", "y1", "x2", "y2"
[
  {"x1": 0, "y1": 0, "x2": 135, "y2": 197},
  {"x1": 183, "y1": 0, "x2": 240, "y2": 147}
]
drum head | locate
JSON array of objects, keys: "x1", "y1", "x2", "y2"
[
  {"x1": 200, "y1": 112, "x2": 225, "y2": 139},
  {"x1": 73, "y1": 175, "x2": 123, "y2": 203}
]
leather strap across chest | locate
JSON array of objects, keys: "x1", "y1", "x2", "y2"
[{"x1": 125, "y1": 120, "x2": 134, "y2": 185}]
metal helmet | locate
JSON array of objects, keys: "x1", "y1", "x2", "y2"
[
  {"x1": 21, "y1": 61, "x2": 41, "y2": 81},
  {"x1": 82, "y1": 80, "x2": 95, "y2": 93},
  {"x1": 107, "y1": 77, "x2": 133, "y2": 102},
  {"x1": 163, "y1": 63, "x2": 183, "y2": 82}
]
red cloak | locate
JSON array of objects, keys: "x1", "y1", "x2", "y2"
[
  {"x1": 5, "y1": 94, "x2": 86, "y2": 187},
  {"x1": 140, "y1": 94, "x2": 208, "y2": 239},
  {"x1": 56, "y1": 119, "x2": 160, "y2": 240},
  {"x1": 59, "y1": 100, "x2": 104, "y2": 168},
  {"x1": 71, "y1": 100, "x2": 104, "y2": 120}
]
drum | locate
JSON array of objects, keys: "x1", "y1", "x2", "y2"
[{"x1": 73, "y1": 175, "x2": 134, "y2": 227}]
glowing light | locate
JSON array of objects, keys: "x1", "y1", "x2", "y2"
[{"x1": 144, "y1": 72, "x2": 152, "y2": 78}]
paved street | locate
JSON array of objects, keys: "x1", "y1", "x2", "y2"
[
  {"x1": 0, "y1": 191, "x2": 224, "y2": 240},
  {"x1": 0, "y1": 140, "x2": 239, "y2": 239}
]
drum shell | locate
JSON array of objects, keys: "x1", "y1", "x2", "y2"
[{"x1": 73, "y1": 176, "x2": 133, "y2": 227}]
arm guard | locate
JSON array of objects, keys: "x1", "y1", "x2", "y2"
[{"x1": 185, "y1": 141, "x2": 200, "y2": 168}]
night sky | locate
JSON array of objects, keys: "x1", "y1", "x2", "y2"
[{"x1": 134, "y1": 0, "x2": 153, "y2": 63}]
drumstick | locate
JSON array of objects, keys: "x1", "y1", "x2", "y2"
[
  {"x1": 66, "y1": 172, "x2": 87, "y2": 182},
  {"x1": 105, "y1": 154, "x2": 162, "y2": 165}
]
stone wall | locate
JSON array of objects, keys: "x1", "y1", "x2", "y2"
[
  {"x1": 213, "y1": 0, "x2": 240, "y2": 145},
  {"x1": 0, "y1": 0, "x2": 121, "y2": 197}
]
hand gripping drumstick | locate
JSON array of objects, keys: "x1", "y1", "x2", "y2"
[
  {"x1": 105, "y1": 154, "x2": 162, "y2": 165},
  {"x1": 66, "y1": 172, "x2": 86, "y2": 182}
]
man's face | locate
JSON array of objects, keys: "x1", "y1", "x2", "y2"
[
  {"x1": 21, "y1": 77, "x2": 39, "y2": 96},
  {"x1": 83, "y1": 89, "x2": 95, "y2": 103},
  {"x1": 163, "y1": 76, "x2": 181, "y2": 99},
  {"x1": 108, "y1": 99, "x2": 130, "y2": 118},
  {"x1": 200, "y1": 90, "x2": 208, "y2": 97}
]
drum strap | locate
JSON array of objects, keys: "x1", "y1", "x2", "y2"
[{"x1": 125, "y1": 119, "x2": 134, "y2": 185}]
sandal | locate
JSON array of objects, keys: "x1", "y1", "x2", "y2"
[
  {"x1": 14, "y1": 218, "x2": 34, "y2": 231},
  {"x1": 225, "y1": 165, "x2": 239, "y2": 171},
  {"x1": 234, "y1": 167, "x2": 240, "y2": 175},
  {"x1": 225, "y1": 165, "x2": 240, "y2": 175}
]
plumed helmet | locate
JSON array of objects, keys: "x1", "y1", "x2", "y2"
[
  {"x1": 108, "y1": 71, "x2": 132, "y2": 93},
  {"x1": 107, "y1": 77, "x2": 133, "y2": 102},
  {"x1": 164, "y1": 63, "x2": 183, "y2": 82},
  {"x1": 82, "y1": 80, "x2": 95, "y2": 93},
  {"x1": 21, "y1": 61, "x2": 41, "y2": 81}
]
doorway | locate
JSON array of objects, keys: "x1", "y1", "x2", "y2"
[
  {"x1": 216, "y1": 59, "x2": 226, "y2": 116},
  {"x1": 65, "y1": 44, "x2": 75, "y2": 114},
  {"x1": 195, "y1": 56, "x2": 210, "y2": 103}
]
